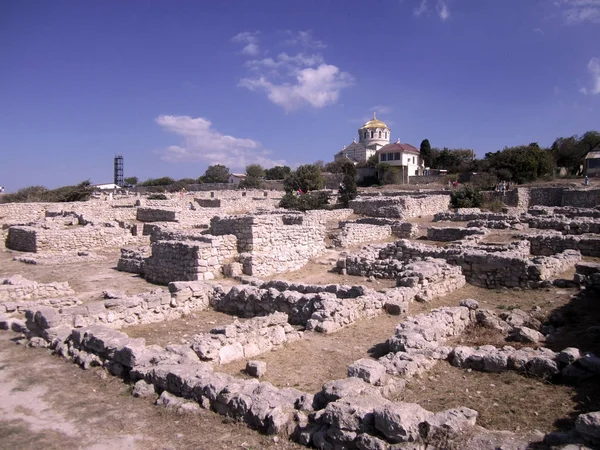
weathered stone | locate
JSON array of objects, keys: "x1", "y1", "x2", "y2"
[
  {"x1": 348, "y1": 359, "x2": 387, "y2": 385},
  {"x1": 507, "y1": 327, "x2": 545, "y2": 344},
  {"x1": 246, "y1": 360, "x2": 266, "y2": 378},
  {"x1": 373, "y1": 402, "x2": 434, "y2": 443},
  {"x1": 132, "y1": 379, "x2": 156, "y2": 398}
]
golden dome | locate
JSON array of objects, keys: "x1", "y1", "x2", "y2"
[{"x1": 360, "y1": 112, "x2": 388, "y2": 129}]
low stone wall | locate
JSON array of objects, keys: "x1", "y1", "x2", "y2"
[
  {"x1": 6, "y1": 225, "x2": 137, "y2": 253},
  {"x1": 574, "y1": 262, "x2": 600, "y2": 290},
  {"x1": 349, "y1": 194, "x2": 450, "y2": 219},
  {"x1": 136, "y1": 207, "x2": 178, "y2": 222},
  {"x1": 17, "y1": 285, "x2": 216, "y2": 331},
  {"x1": 526, "y1": 232, "x2": 600, "y2": 257},
  {"x1": 427, "y1": 226, "x2": 487, "y2": 242},
  {"x1": 333, "y1": 223, "x2": 392, "y2": 248},
  {"x1": 212, "y1": 282, "x2": 387, "y2": 333},
  {"x1": 345, "y1": 218, "x2": 418, "y2": 239},
  {"x1": 0, "y1": 275, "x2": 74, "y2": 302},
  {"x1": 340, "y1": 239, "x2": 582, "y2": 289},
  {"x1": 116, "y1": 247, "x2": 150, "y2": 274},
  {"x1": 527, "y1": 216, "x2": 600, "y2": 235},
  {"x1": 395, "y1": 258, "x2": 467, "y2": 302},
  {"x1": 190, "y1": 312, "x2": 303, "y2": 364},
  {"x1": 210, "y1": 214, "x2": 326, "y2": 277},
  {"x1": 144, "y1": 235, "x2": 237, "y2": 284},
  {"x1": 434, "y1": 211, "x2": 518, "y2": 222}
]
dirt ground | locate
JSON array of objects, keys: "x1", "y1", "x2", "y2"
[
  {"x1": 0, "y1": 333, "x2": 303, "y2": 450},
  {"x1": 397, "y1": 360, "x2": 599, "y2": 433}
]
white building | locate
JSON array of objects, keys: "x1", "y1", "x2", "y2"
[
  {"x1": 377, "y1": 140, "x2": 424, "y2": 177},
  {"x1": 333, "y1": 112, "x2": 424, "y2": 178},
  {"x1": 228, "y1": 173, "x2": 246, "y2": 185},
  {"x1": 334, "y1": 112, "x2": 391, "y2": 164}
]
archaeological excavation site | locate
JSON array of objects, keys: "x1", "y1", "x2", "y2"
[{"x1": 1, "y1": 186, "x2": 600, "y2": 450}]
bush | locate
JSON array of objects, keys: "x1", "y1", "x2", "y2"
[
  {"x1": 338, "y1": 161, "x2": 357, "y2": 207},
  {"x1": 279, "y1": 191, "x2": 330, "y2": 211},
  {"x1": 1, "y1": 182, "x2": 92, "y2": 203},
  {"x1": 450, "y1": 185, "x2": 483, "y2": 208},
  {"x1": 147, "y1": 193, "x2": 168, "y2": 200},
  {"x1": 139, "y1": 177, "x2": 175, "y2": 187}
]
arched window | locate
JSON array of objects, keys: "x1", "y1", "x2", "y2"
[
  {"x1": 364, "y1": 131, "x2": 368, "y2": 139},
  {"x1": 370, "y1": 131, "x2": 374, "y2": 138},
  {"x1": 378, "y1": 130, "x2": 381, "y2": 138},
  {"x1": 385, "y1": 132, "x2": 387, "y2": 139}
]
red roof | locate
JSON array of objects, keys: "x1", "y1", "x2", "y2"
[{"x1": 377, "y1": 142, "x2": 420, "y2": 154}]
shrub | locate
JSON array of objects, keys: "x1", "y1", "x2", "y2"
[
  {"x1": 338, "y1": 162, "x2": 357, "y2": 207},
  {"x1": 147, "y1": 193, "x2": 168, "y2": 200},
  {"x1": 279, "y1": 191, "x2": 330, "y2": 211},
  {"x1": 450, "y1": 185, "x2": 483, "y2": 208}
]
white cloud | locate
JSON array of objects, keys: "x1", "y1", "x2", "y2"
[
  {"x1": 235, "y1": 31, "x2": 353, "y2": 112},
  {"x1": 580, "y1": 57, "x2": 600, "y2": 95},
  {"x1": 533, "y1": 27, "x2": 545, "y2": 35},
  {"x1": 555, "y1": 0, "x2": 600, "y2": 24},
  {"x1": 370, "y1": 105, "x2": 393, "y2": 114},
  {"x1": 245, "y1": 52, "x2": 325, "y2": 75},
  {"x1": 437, "y1": 0, "x2": 450, "y2": 20},
  {"x1": 413, "y1": 0, "x2": 427, "y2": 16},
  {"x1": 232, "y1": 31, "x2": 261, "y2": 56},
  {"x1": 282, "y1": 30, "x2": 326, "y2": 49},
  {"x1": 155, "y1": 115, "x2": 284, "y2": 169},
  {"x1": 240, "y1": 64, "x2": 354, "y2": 113}
]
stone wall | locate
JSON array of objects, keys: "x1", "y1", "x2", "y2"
[
  {"x1": 116, "y1": 247, "x2": 150, "y2": 274},
  {"x1": 427, "y1": 226, "x2": 488, "y2": 242},
  {"x1": 0, "y1": 275, "x2": 74, "y2": 302},
  {"x1": 144, "y1": 234, "x2": 238, "y2": 284},
  {"x1": 210, "y1": 214, "x2": 326, "y2": 276},
  {"x1": 190, "y1": 312, "x2": 302, "y2": 364},
  {"x1": 211, "y1": 282, "x2": 388, "y2": 333},
  {"x1": 6, "y1": 224, "x2": 137, "y2": 253},
  {"x1": 526, "y1": 232, "x2": 600, "y2": 257},
  {"x1": 341, "y1": 239, "x2": 582, "y2": 289},
  {"x1": 348, "y1": 194, "x2": 450, "y2": 219},
  {"x1": 527, "y1": 216, "x2": 600, "y2": 235},
  {"x1": 333, "y1": 223, "x2": 392, "y2": 248},
  {"x1": 136, "y1": 207, "x2": 178, "y2": 222}
]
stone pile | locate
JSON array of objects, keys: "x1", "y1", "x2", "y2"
[
  {"x1": 348, "y1": 194, "x2": 450, "y2": 219},
  {"x1": 426, "y1": 226, "x2": 488, "y2": 242},
  {"x1": 190, "y1": 312, "x2": 302, "y2": 364},
  {"x1": 0, "y1": 275, "x2": 75, "y2": 301}
]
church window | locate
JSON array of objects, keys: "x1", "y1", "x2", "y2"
[
  {"x1": 370, "y1": 131, "x2": 374, "y2": 138},
  {"x1": 394, "y1": 152, "x2": 400, "y2": 160},
  {"x1": 385, "y1": 132, "x2": 387, "y2": 139},
  {"x1": 378, "y1": 131, "x2": 381, "y2": 138},
  {"x1": 364, "y1": 131, "x2": 368, "y2": 139}
]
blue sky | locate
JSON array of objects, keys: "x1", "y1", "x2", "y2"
[{"x1": 1, "y1": 0, "x2": 599, "y2": 192}]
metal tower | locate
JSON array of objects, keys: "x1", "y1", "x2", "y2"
[{"x1": 114, "y1": 155, "x2": 124, "y2": 187}]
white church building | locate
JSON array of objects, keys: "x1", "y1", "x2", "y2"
[{"x1": 334, "y1": 113, "x2": 424, "y2": 177}]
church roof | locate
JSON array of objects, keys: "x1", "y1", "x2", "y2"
[
  {"x1": 378, "y1": 142, "x2": 420, "y2": 154},
  {"x1": 360, "y1": 112, "x2": 388, "y2": 130},
  {"x1": 335, "y1": 141, "x2": 366, "y2": 156}
]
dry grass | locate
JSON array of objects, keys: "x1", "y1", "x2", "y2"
[{"x1": 398, "y1": 361, "x2": 585, "y2": 433}]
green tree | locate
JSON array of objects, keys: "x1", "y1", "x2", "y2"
[
  {"x1": 484, "y1": 143, "x2": 554, "y2": 184},
  {"x1": 420, "y1": 139, "x2": 433, "y2": 168},
  {"x1": 139, "y1": 177, "x2": 175, "y2": 186},
  {"x1": 265, "y1": 166, "x2": 291, "y2": 180},
  {"x1": 279, "y1": 191, "x2": 330, "y2": 211},
  {"x1": 551, "y1": 131, "x2": 600, "y2": 175},
  {"x1": 338, "y1": 161, "x2": 357, "y2": 207},
  {"x1": 283, "y1": 164, "x2": 325, "y2": 193},
  {"x1": 323, "y1": 160, "x2": 346, "y2": 173},
  {"x1": 124, "y1": 176, "x2": 138, "y2": 186},
  {"x1": 450, "y1": 185, "x2": 483, "y2": 208},
  {"x1": 200, "y1": 164, "x2": 230, "y2": 183},
  {"x1": 240, "y1": 164, "x2": 265, "y2": 189},
  {"x1": 377, "y1": 163, "x2": 402, "y2": 185}
]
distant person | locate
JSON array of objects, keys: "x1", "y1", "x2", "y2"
[{"x1": 584, "y1": 176, "x2": 589, "y2": 186}]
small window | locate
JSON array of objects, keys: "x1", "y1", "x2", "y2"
[
  {"x1": 394, "y1": 152, "x2": 400, "y2": 160},
  {"x1": 385, "y1": 132, "x2": 387, "y2": 139},
  {"x1": 370, "y1": 131, "x2": 374, "y2": 138},
  {"x1": 413, "y1": 157, "x2": 416, "y2": 164},
  {"x1": 364, "y1": 131, "x2": 368, "y2": 139},
  {"x1": 378, "y1": 131, "x2": 382, "y2": 138},
  {"x1": 381, "y1": 153, "x2": 387, "y2": 162}
]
